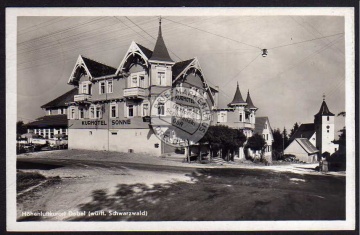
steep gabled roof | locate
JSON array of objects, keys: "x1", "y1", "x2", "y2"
[
  {"x1": 25, "y1": 115, "x2": 68, "y2": 128},
  {"x1": 81, "y1": 56, "x2": 117, "y2": 78},
  {"x1": 315, "y1": 100, "x2": 335, "y2": 116},
  {"x1": 246, "y1": 90, "x2": 257, "y2": 110},
  {"x1": 149, "y1": 20, "x2": 173, "y2": 62},
  {"x1": 136, "y1": 43, "x2": 153, "y2": 59},
  {"x1": 254, "y1": 117, "x2": 271, "y2": 135},
  {"x1": 172, "y1": 58, "x2": 194, "y2": 80},
  {"x1": 228, "y1": 82, "x2": 246, "y2": 106},
  {"x1": 288, "y1": 123, "x2": 315, "y2": 143},
  {"x1": 41, "y1": 88, "x2": 78, "y2": 109},
  {"x1": 295, "y1": 138, "x2": 319, "y2": 154}
]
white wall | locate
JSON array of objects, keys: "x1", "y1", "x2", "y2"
[
  {"x1": 284, "y1": 140, "x2": 317, "y2": 163},
  {"x1": 68, "y1": 128, "x2": 162, "y2": 156}
]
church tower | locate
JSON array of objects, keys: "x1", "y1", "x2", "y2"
[{"x1": 314, "y1": 95, "x2": 337, "y2": 155}]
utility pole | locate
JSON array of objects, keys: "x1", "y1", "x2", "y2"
[{"x1": 282, "y1": 127, "x2": 285, "y2": 156}]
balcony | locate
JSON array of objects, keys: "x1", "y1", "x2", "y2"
[
  {"x1": 123, "y1": 87, "x2": 146, "y2": 99},
  {"x1": 74, "y1": 94, "x2": 92, "y2": 102}
]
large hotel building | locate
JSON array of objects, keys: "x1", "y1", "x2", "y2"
[{"x1": 26, "y1": 19, "x2": 274, "y2": 158}]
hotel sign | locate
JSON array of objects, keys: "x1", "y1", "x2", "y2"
[{"x1": 81, "y1": 120, "x2": 131, "y2": 126}]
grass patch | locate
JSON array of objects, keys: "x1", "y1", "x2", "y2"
[{"x1": 17, "y1": 171, "x2": 47, "y2": 192}]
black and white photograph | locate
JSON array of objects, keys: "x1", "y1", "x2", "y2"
[{"x1": 6, "y1": 7, "x2": 356, "y2": 232}]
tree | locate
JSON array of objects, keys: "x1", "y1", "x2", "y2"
[
  {"x1": 245, "y1": 133, "x2": 266, "y2": 161},
  {"x1": 17, "y1": 121, "x2": 27, "y2": 135},
  {"x1": 333, "y1": 111, "x2": 346, "y2": 153},
  {"x1": 282, "y1": 127, "x2": 289, "y2": 148},
  {"x1": 289, "y1": 122, "x2": 299, "y2": 139},
  {"x1": 272, "y1": 128, "x2": 283, "y2": 159},
  {"x1": 199, "y1": 125, "x2": 246, "y2": 161}
]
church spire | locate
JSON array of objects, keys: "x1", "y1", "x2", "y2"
[
  {"x1": 246, "y1": 89, "x2": 258, "y2": 110},
  {"x1": 149, "y1": 16, "x2": 174, "y2": 63},
  {"x1": 315, "y1": 95, "x2": 335, "y2": 117},
  {"x1": 228, "y1": 82, "x2": 247, "y2": 106}
]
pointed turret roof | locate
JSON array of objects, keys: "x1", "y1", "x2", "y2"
[
  {"x1": 228, "y1": 82, "x2": 247, "y2": 106},
  {"x1": 315, "y1": 100, "x2": 335, "y2": 116},
  {"x1": 149, "y1": 18, "x2": 174, "y2": 63},
  {"x1": 246, "y1": 90, "x2": 257, "y2": 110}
]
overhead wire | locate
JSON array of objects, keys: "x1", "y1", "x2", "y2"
[
  {"x1": 252, "y1": 34, "x2": 344, "y2": 92},
  {"x1": 162, "y1": 17, "x2": 262, "y2": 50},
  {"x1": 290, "y1": 16, "x2": 344, "y2": 59},
  {"x1": 268, "y1": 32, "x2": 344, "y2": 50}
]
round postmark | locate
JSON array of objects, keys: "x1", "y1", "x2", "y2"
[{"x1": 151, "y1": 87, "x2": 212, "y2": 148}]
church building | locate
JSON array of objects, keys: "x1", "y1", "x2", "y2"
[{"x1": 284, "y1": 97, "x2": 339, "y2": 162}]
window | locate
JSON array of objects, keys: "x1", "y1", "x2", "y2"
[
  {"x1": 79, "y1": 109, "x2": 84, "y2": 119},
  {"x1": 264, "y1": 123, "x2": 267, "y2": 129},
  {"x1": 48, "y1": 110, "x2": 52, "y2": 115},
  {"x1": 110, "y1": 103, "x2": 118, "y2": 118},
  {"x1": 107, "y1": 80, "x2": 113, "y2": 93},
  {"x1": 82, "y1": 83, "x2": 88, "y2": 94},
  {"x1": 95, "y1": 106, "x2": 102, "y2": 119},
  {"x1": 266, "y1": 134, "x2": 268, "y2": 140},
  {"x1": 327, "y1": 116, "x2": 329, "y2": 121},
  {"x1": 143, "y1": 103, "x2": 149, "y2": 116},
  {"x1": 157, "y1": 71, "x2": 166, "y2": 85},
  {"x1": 140, "y1": 75, "x2": 145, "y2": 88},
  {"x1": 239, "y1": 113, "x2": 243, "y2": 122},
  {"x1": 157, "y1": 103, "x2": 165, "y2": 116},
  {"x1": 90, "y1": 106, "x2": 95, "y2": 119},
  {"x1": 99, "y1": 81, "x2": 106, "y2": 94},
  {"x1": 50, "y1": 129, "x2": 54, "y2": 138},
  {"x1": 128, "y1": 105, "x2": 134, "y2": 117},
  {"x1": 62, "y1": 128, "x2": 66, "y2": 134},
  {"x1": 218, "y1": 112, "x2": 227, "y2": 123},
  {"x1": 70, "y1": 107, "x2": 75, "y2": 119},
  {"x1": 132, "y1": 76, "x2": 138, "y2": 86}
]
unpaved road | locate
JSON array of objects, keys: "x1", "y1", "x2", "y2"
[{"x1": 16, "y1": 150, "x2": 345, "y2": 221}]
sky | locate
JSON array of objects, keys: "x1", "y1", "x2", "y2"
[{"x1": 17, "y1": 15, "x2": 346, "y2": 136}]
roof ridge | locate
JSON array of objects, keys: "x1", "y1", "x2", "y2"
[{"x1": 81, "y1": 55, "x2": 117, "y2": 70}]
